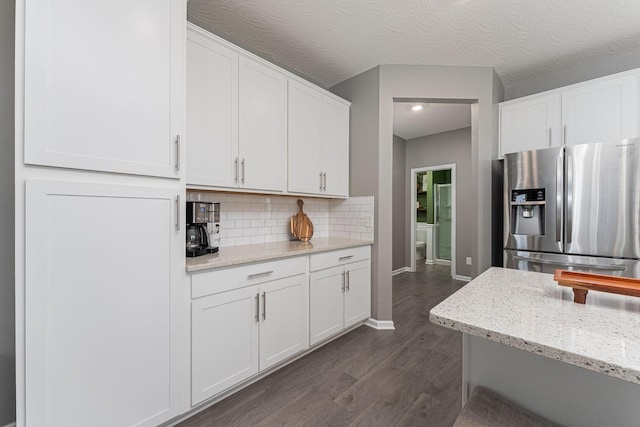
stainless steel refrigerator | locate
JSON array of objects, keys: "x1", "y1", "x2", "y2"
[{"x1": 504, "y1": 138, "x2": 640, "y2": 278}]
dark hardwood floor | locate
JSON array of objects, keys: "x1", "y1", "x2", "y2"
[{"x1": 179, "y1": 263, "x2": 466, "y2": 427}]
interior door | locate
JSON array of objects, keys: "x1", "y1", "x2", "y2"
[{"x1": 565, "y1": 140, "x2": 640, "y2": 258}]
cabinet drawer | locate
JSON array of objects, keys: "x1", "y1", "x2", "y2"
[
  {"x1": 309, "y1": 245, "x2": 371, "y2": 272},
  {"x1": 192, "y1": 256, "x2": 307, "y2": 299}
]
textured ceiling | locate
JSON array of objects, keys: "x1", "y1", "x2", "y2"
[
  {"x1": 188, "y1": 0, "x2": 640, "y2": 90},
  {"x1": 393, "y1": 103, "x2": 471, "y2": 140}
]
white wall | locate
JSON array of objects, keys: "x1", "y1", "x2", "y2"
[
  {"x1": 392, "y1": 135, "x2": 406, "y2": 271},
  {"x1": 404, "y1": 127, "x2": 473, "y2": 277},
  {"x1": 333, "y1": 65, "x2": 503, "y2": 321},
  {"x1": 0, "y1": 0, "x2": 16, "y2": 424}
]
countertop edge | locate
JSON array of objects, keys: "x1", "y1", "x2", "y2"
[
  {"x1": 429, "y1": 310, "x2": 640, "y2": 385},
  {"x1": 186, "y1": 239, "x2": 373, "y2": 272}
]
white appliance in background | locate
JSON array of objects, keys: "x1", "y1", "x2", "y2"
[{"x1": 504, "y1": 138, "x2": 640, "y2": 277}]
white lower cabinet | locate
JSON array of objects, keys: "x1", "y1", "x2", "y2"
[
  {"x1": 25, "y1": 180, "x2": 184, "y2": 427},
  {"x1": 190, "y1": 246, "x2": 370, "y2": 408},
  {"x1": 191, "y1": 264, "x2": 308, "y2": 406},
  {"x1": 309, "y1": 247, "x2": 371, "y2": 346}
]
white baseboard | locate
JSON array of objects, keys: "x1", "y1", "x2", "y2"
[
  {"x1": 2, "y1": 422, "x2": 16, "y2": 427},
  {"x1": 424, "y1": 260, "x2": 435, "y2": 265},
  {"x1": 392, "y1": 267, "x2": 411, "y2": 276},
  {"x1": 454, "y1": 275, "x2": 471, "y2": 282},
  {"x1": 364, "y1": 318, "x2": 395, "y2": 330},
  {"x1": 435, "y1": 259, "x2": 452, "y2": 266}
]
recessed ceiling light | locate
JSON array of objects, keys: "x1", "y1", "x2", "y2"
[{"x1": 411, "y1": 105, "x2": 423, "y2": 111}]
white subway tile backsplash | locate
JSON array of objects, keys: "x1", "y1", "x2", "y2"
[{"x1": 186, "y1": 192, "x2": 374, "y2": 247}]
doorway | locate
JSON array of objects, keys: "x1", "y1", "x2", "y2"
[{"x1": 410, "y1": 164, "x2": 456, "y2": 278}]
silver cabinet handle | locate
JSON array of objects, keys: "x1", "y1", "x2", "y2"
[
  {"x1": 247, "y1": 270, "x2": 273, "y2": 279},
  {"x1": 255, "y1": 293, "x2": 260, "y2": 322},
  {"x1": 563, "y1": 125, "x2": 567, "y2": 145},
  {"x1": 548, "y1": 127, "x2": 552, "y2": 147},
  {"x1": 346, "y1": 270, "x2": 350, "y2": 291},
  {"x1": 341, "y1": 271, "x2": 346, "y2": 292},
  {"x1": 319, "y1": 172, "x2": 323, "y2": 191},
  {"x1": 512, "y1": 255, "x2": 626, "y2": 271},
  {"x1": 241, "y1": 158, "x2": 246, "y2": 183},
  {"x1": 566, "y1": 154, "x2": 573, "y2": 244},
  {"x1": 175, "y1": 135, "x2": 181, "y2": 172},
  {"x1": 339, "y1": 255, "x2": 354, "y2": 261},
  {"x1": 234, "y1": 157, "x2": 239, "y2": 183},
  {"x1": 323, "y1": 172, "x2": 327, "y2": 191},
  {"x1": 262, "y1": 292, "x2": 266, "y2": 320},
  {"x1": 556, "y1": 155, "x2": 563, "y2": 245},
  {"x1": 175, "y1": 195, "x2": 180, "y2": 231}
]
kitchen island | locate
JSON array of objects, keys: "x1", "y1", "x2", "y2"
[{"x1": 430, "y1": 267, "x2": 640, "y2": 427}]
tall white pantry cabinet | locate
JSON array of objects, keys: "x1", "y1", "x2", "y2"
[{"x1": 14, "y1": 1, "x2": 188, "y2": 426}]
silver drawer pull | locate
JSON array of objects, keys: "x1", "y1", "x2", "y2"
[
  {"x1": 339, "y1": 255, "x2": 354, "y2": 261},
  {"x1": 248, "y1": 270, "x2": 274, "y2": 279}
]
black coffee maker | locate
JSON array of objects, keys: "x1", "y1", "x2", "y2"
[{"x1": 186, "y1": 202, "x2": 220, "y2": 257}]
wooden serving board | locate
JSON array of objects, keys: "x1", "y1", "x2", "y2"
[
  {"x1": 553, "y1": 270, "x2": 640, "y2": 304},
  {"x1": 290, "y1": 199, "x2": 314, "y2": 242}
]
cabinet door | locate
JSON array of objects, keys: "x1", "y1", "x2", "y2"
[
  {"x1": 259, "y1": 274, "x2": 309, "y2": 371},
  {"x1": 499, "y1": 94, "x2": 561, "y2": 157},
  {"x1": 239, "y1": 57, "x2": 287, "y2": 192},
  {"x1": 322, "y1": 96, "x2": 350, "y2": 197},
  {"x1": 23, "y1": 0, "x2": 185, "y2": 178},
  {"x1": 25, "y1": 180, "x2": 183, "y2": 427},
  {"x1": 344, "y1": 260, "x2": 372, "y2": 328},
  {"x1": 309, "y1": 266, "x2": 345, "y2": 345},
  {"x1": 287, "y1": 80, "x2": 323, "y2": 194},
  {"x1": 187, "y1": 29, "x2": 239, "y2": 188},
  {"x1": 562, "y1": 74, "x2": 639, "y2": 146},
  {"x1": 192, "y1": 286, "x2": 259, "y2": 406}
]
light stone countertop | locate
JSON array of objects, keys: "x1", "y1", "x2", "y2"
[
  {"x1": 186, "y1": 237, "x2": 373, "y2": 272},
  {"x1": 430, "y1": 267, "x2": 640, "y2": 384}
]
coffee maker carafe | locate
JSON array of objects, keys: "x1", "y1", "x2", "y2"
[{"x1": 186, "y1": 202, "x2": 220, "y2": 257}]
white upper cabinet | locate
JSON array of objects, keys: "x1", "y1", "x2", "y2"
[
  {"x1": 561, "y1": 74, "x2": 639, "y2": 146},
  {"x1": 186, "y1": 25, "x2": 287, "y2": 192},
  {"x1": 288, "y1": 80, "x2": 350, "y2": 197},
  {"x1": 239, "y1": 57, "x2": 287, "y2": 192},
  {"x1": 186, "y1": 24, "x2": 350, "y2": 197},
  {"x1": 499, "y1": 94, "x2": 561, "y2": 156},
  {"x1": 187, "y1": 30, "x2": 238, "y2": 188},
  {"x1": 287, "y1": 81, "x2": 324, "y2": 194},
  {"x1": 23, "y1": 0, "x2": 185, "y2": 178},
  {"x1": 499, "y1": 70, "x2": 640, "y2": 157},
  {"x1": 321, "y1": 96, "x2": 350, "y2": 197}
]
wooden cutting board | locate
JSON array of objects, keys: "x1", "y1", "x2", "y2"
[
  {"x1": 554, "y1": 270, "x2": 640, "y2": 304},
  {"x1": 290, "y1": 199, "x2": 314, "y2": 242}
]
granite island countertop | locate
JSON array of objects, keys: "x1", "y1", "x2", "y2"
[
  {"x1": 430, "y1": 267, "x2": 640, "y2": 384},
  {"x1": 186, "y1": 237, "x2": 373, "y2": 272}
]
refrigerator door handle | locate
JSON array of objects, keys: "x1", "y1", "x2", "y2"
[
  {"x1": 556, "y1": 156, "x2": 563, "y2": 245},
  {"x1": 566, "y1": 155, "x2": 573, "y2": 244},
  {"x1": 512, "y1": 255, "x2": 626, "y2": 271}
]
